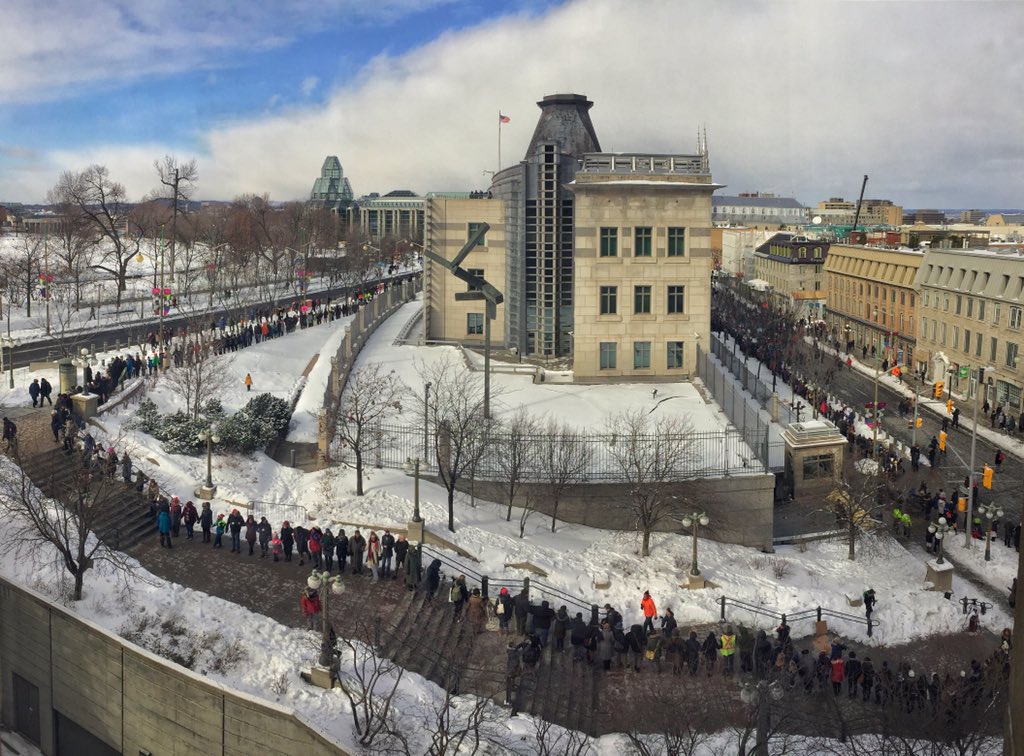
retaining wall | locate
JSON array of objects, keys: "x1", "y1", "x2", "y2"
[{"x1": 0, "y1": 576, "x2": 348, "y2": 756}]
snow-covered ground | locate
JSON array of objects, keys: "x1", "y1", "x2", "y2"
[{"x1": 0, "y1": 295, "x2": 1014, "y2": 754}]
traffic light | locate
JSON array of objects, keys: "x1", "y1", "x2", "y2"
[
  {"x1": 958, "y1": 496, "x2": 967, "y2": 512},
  {"x1": 939, "y1": 431, "x2": 947, "y2": 451},
  {"x1": 946, "y1": 399, "x2": 954, "y2": 414},
  {"x1": 934, "y1": 380, "x2": 945, "y2": 398},
  {"x1": 916, "y1": 417, "x2": 923, "y2": 428},
  {"x1": 982, "y1": 464, "x2": 994, "y2": 489}
]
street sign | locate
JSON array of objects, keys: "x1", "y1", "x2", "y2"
[{"x1": 959, "y1": 366, "x2": 969, "y2": 379}]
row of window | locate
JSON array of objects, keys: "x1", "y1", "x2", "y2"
[
  {"x1": 599, "y1": 285, "x2": 685, "y2": 315},
  {"x1": 599, "y1": 227, "x2": 686, "y2": 257},
  {"x1": 921, "y1": 316, "x2": 1021, "y2": 368},
  {"x1": 923, "y1": 291, "x2": 1022, "y2": 330},
  {"x1": 599, "y1": 341, "x2": 686, "y2": 370},
  {"x1": 834, "y1": 277, "x2": 915, "y2": 308}
]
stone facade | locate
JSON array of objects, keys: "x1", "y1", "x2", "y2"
[
  {"x1": 824, "y1": 243, "x2": 922, "y2": 368},
  {"x1": 914, "y1": 248, "x2": 1024, "y2": 411},
  {"x1": 570, "y1": 163, "x2": 715, "y2": 381}
]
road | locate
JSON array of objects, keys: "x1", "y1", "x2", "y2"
[
  {"x1": 8, "y1": 272, "x2": 420, "y2": 368},
  {"x1": 796, "y1": 338, "x2": 1024, "y2": 529}
]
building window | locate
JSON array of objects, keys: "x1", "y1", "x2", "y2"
[
  {"x1": 667, "y1": 227, "x2": 686, "y2": 257},
  {"x1": 941, "y1": 323, "x2": 947, "y2": 346},
  {"x1": 1011, "y1": 306, "x2": 1022, "y2": 330},
  {"x1": 600, "y1": 227, "x2": 618, "y2": 257},
  {"x1": 1007, "y1": 342, "x2": 1019, "y2": 369},
  {"x1": 667, "y1": 341, "x2": 684, "y2": 369},
  {"x1": 922, "y1": 317, "x2": 928, "y2": 342},
  {"x1": 667, "y1": 285, "x2": 685, "y2": 314},
  {"x1": 967, "y1": 298, "x2": 974, "y2": 317},
  {"x1": 991, "y1": 337, "x2": 998, "y2": 362},
  {"x1": 467, "y1": 222, "x2": 487, "y2": 246},
  {"x1": 600, "y1": 286, "x2": 618, "y2": 315},
  {"x1": 634, "y1": 227, "x2": 652, "y2": 257},
  {"x1": 923, "y1": 292, "x2": 930, "y2": 308},
  {"x1": 467, "y1": 313, "x2": 483, "y2": 335},
  {"x1": 944, "y1": 295, "x2": 950, "y2": 312},
  {"x1": 901, "y1": 291, "x2": 906, "y2": 306},
  {"x1": 813, "y1": 247, "x2": 823, "y2": 259},
  {"x1": 978, "y1": 300, "x2": 986, "y2": 321},
  {"x1": 955, "y1": 295, "x2": 962, "y2": 315},
  {"x1": 633, "y1": 341, "x2": 651, "y2": 369},
  {"x1": 976, "y1": 332, "x2": 983, "y2": 357},
  {"x1": 803, "y1": 453, "x2": 834, "y2": 480},
  {"x1": 964, "y1": 330, "x2": 971, "y2": 354},
  {"x1": 953, "y1": 326, "x2": 960, "y2": 349},
  {"x1": 466, "y1": 268, "x2": 484, "y2": 292},
  {"x1": 994, "y1": 303, "x2": 1001, "y2": 325},
  {"x1": 634, "y1": 285, "x2": 652, "y2": 314},
  {"x1": 599, "y1": 342, "x2": 616, "y2": 369}
]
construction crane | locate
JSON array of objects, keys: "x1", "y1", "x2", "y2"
[{"x1": 850, "y1": 174, "x2": 868, "y2": 241}]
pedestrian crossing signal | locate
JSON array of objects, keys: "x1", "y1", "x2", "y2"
[
  {"x1": 916, "y1": 418, "x2": 923, "y2": 428},
  {"x1": 982, "y1": 464, "x2": 994, "y2": 489},
  {"x1": 939, "y1": 431, "x2": 947, "y2": 451},
  {"x1": 934, "y1": 381, "x2": 944, "y2": 398}
]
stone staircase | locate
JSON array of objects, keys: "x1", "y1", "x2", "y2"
[
  {"x1": 10, "y1": 416, "x2": 157, "y2": 552},
  {"x1": 329, "y1": 576, "x2": 602, "y2": 736}
]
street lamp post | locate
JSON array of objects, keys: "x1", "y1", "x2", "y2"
[
  {"x1": 928, "y1": 516, "x2": 952, "y2": 565},
  {"x1": 307, "y1": 570, "x2": 345, "y2": 669},
  {"x1": 965, "y1": 366, "x2": 990, "y2": 550},
  {"x1": 404, "y1": 457, "x2": 424, "y2": 523},
  {"x1": 1, "y1": 336, "x2": 21, "y2": 389},
  {"x1": 197, "y1": 427, "x2": 221, "y2": 498},
  {"x1": 423, "y1": 381, "x2": 432, "y2": 461},
  {"x1": 977, "y1": 503, "x2": 1004, "y2": 562},
  {"x1": 740, "y1": 680, "x2": 785, "y2": 756},
  {"x1": 72, "y1": 347, "x2": 95, "y2": 390},
  {"x1": 681, "y1": 511, "x2": 710, "y2": 577}
]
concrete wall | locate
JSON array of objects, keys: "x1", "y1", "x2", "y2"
[
  {"x1": 0, "y1": 577, "x2": 348, "y2": 756},
  {"x1": 453, "y1": 473, "x2": 775, "y2": 552}
]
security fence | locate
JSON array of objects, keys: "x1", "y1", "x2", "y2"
[
  {"x1": 360, "y1": 419, "x2": 770, "y2": 481},
  {"x1": 696, "y1": 341, "x2": 786, "y2": 472}
]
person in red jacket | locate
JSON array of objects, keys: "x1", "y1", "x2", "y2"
[
  {"x1": 640, "y1": 590, "x2": 657, "y2": 635},
  {"x1": 830, "y1": 652, "x2": 846, "y2": 695},
  {"x1": 301, "y1": 585, "x2": 321, "y2": 630}
]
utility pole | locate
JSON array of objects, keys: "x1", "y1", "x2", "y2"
[{"x1": 965, "y1": 365, "x2": 985, "y2": 549}]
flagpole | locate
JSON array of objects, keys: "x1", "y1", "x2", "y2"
[{"x1": 498, "y1": 111, "x2": 502, "y2": 171}]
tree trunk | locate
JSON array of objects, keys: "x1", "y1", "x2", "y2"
[
  {"x1": 641, "y1": 528, "x2": 651, "y2": 557},
  {"x1": 550, "y1": 497, "x2": 560, "y2": 533},
  {"x1": 447, "y1": 488, "x2": 455, "y2": 533},
  {"x1": 355, "y1": 449, "x2": 364, "y2": 496},
  {"x1": 848, "y1": 523, "x2": 856, "y2": 560},
  {"x1": 73, "y1": 569, "x2": 84, "y2": 601}
]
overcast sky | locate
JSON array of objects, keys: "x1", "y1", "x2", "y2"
[{"x1": 1, "y1": 0, "x2": 1022, "y2": 209}]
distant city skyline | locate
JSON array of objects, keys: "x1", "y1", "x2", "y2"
[{"x1": 1, "y1": 0, "x2": 1022, "y2": 207}]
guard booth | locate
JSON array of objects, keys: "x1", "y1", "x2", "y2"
[{"x1": 782, "y1": 420, "x2": 846, "y2": 498}]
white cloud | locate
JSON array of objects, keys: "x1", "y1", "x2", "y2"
[
  {"x1": 300, "y1": 76, "x2": 320, "y2": 97},
  {"x1": 6, "y1": 0, "x2": 1024, "y2": 206}
]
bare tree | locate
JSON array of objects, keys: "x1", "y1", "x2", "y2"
[
  {"x1": 42, "y1": 188, "x2": 94, "y2": 308},
  {"x1": 53, "y1": 165, "x2": 138, "y2": 307},
  {"x1": 2, "y1": 233, "x2": 42, "y2": 315},
  {"x1": 336, "y1": 617, "x2": 406, "y2": 751},
  {"x1": 154, "y1": 155, "x2": 198, "y2": 283},
  {"x1": 826, "y1": 471, "x2": 889, "y2": 561},
  {"x1": 605, "y1": 408, "x2": 697, "y2": 557},
  {"x1": 539, "y1": 418, "x2": 592, "y2": 533},
  {"x1": 0, "y1": 441, "x2": 141, "y2": 601},
  {"x1": 160, "y1": 306, "x2": 226, "y2": 421},
  {"x1": 422, "y1": 656, "x2": 502, "y2": 756},
  {"x1": 524, "y1": 718, "x2": 594, "y2": 756},
  {"x1": 494, "y1": 408, "x2": 539, "y2": 522},
  {"x1": 421, "y1": 355, "x2": 489, "y2": 533},
  {"x1": 518, "y1": 493, "x2": 539, "y2": 539},
  {"x1": 336, "y1": 362, "x2": 406, "y2": 495}
]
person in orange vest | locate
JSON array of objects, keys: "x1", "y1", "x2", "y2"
[
  {"x1": 244, "y1": 373, "x2": 253, "y2": 392},
  {"x1": 720, "y1": 624, "x2": 737, "y2": 675},
  {"x1": 640, "y1": 590, "x2": 657, "y2": 635}
]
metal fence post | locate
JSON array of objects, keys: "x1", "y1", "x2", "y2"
[
  {"x1": 591, "y1": 603, "x2": 599, "y2": 627},
  {"x1": 481, "y1": 575, "x2": 489, "y2": 599},
  {"x1": 523, "y1": 576, "x2": 530, "y2": 599},
  {"x1": 816, "y1": 607, "x2": 822, "y2": 623},
  {"x1": 720, "y1": 595, "x2": 727, "y2": 621}
]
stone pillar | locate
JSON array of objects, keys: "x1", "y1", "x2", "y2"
[
  {"x1": 71, "y1": 392, "x2": 99, "y2": 420},
  {"x1": 925, "y1": 560, "x2": 954, "y2": 594}
]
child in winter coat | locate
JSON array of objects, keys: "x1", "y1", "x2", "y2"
[
  {"x1": 270, "y1": 533, "x2": 283, "y2": 561},
  {"x1": 213, "y1": 514, "x2": 226, "y2": 548}
]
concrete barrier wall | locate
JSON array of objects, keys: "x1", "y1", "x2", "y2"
[
  {"x1": 452, "y1": 473, "x2": 776, "y2": 551},
  {"x1": 0, "y1": 577, "x2": 348, "y2": 756}
]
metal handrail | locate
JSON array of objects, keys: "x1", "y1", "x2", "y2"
[{"x1": 719, "y1": 595, "x2": 878, "y2": 633}]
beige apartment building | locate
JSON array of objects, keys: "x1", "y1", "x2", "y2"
[
  {"x1": 823, "y1": 244, "x2": 922, "y2": 367},
  {"x1": 569, "y1": 154, "x2": 716, "y2": 381},
  {"x1": 422, "y1": 195, "x2": 506, "y2": 346},
  {"x1": 914, "y1": 248, "x2": 1024, "y2": 411}
]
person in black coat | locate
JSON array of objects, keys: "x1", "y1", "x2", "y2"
[
  {"x1": 754, "y1": 630, "x2": 773, "y2": 680},
  {"x1": 335, "y1": 528, "x2": 349, "y2": 572},
  {"x1": 349, "y1": 529, "x2": 366, "y2": 574},
  {"x1": 569, "y1": 613, "x2": 588, "y2": 662},
  {"x1": 295, "y1": 525, "x2": 310, "y2": 565},
  {"x1": 393, "y1": 535, "x2": 409, "y2": 577},
  {"x1": 626, "y1": 624, "x2": 645, "y2": 671},
  {"x1": 513, "y1": 589, "x2": 531, "y2": 636},
  {"x1": 280, "y1": 521, "x2": 295, "y2": 561},
  {"x1": 529, "y1": 600, "x2": 555, "y2": 647},
  {"x1": 198, "y1": 502, "x2": 213, "y2": 543},
  {"x1": 422, "y1": 558, "x2": 442, "y2": 600},
  {"x1": 685, "y1": 631, "x2": 701, "y2": 676}
]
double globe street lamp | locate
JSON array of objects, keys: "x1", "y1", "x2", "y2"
[
  {"x1": 196, "y1": 427, "x2": 221, "y2": 498},
  {"x1": 1, "y1": 335, "x2": 22, "y2": 389},
  {"x1": 681, "y1": 511, "x2": 710, "y2": 581},
  {"x1": 977, "y1": 503, "x2": 1004, "y2": 562},
  {"x1": 927, "y1": 516, "x2": 953, "y2": 565}
]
